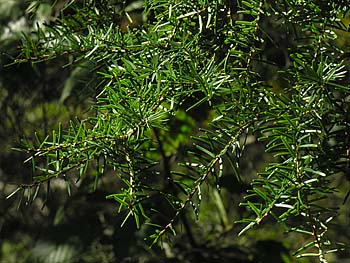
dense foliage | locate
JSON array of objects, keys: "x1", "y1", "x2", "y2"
[{"x1": 2, "y1": 0, "x2": 350, "y2": 262}]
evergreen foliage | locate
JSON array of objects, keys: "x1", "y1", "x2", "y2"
[{"x1": 8, "y1": 0, "x2": 350, "y2": 261}]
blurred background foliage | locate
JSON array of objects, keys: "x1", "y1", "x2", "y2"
[{"x1": 0, "y1": 0, "x2": 349, "y2": 262}]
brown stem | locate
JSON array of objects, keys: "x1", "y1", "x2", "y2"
[{"x1": 153, "y1": 128, "x2": 198, "y2": 247}]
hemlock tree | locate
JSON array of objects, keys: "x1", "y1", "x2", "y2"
[{"x1": 8, "y1": 0, "x2": 350, "y2": 262}]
